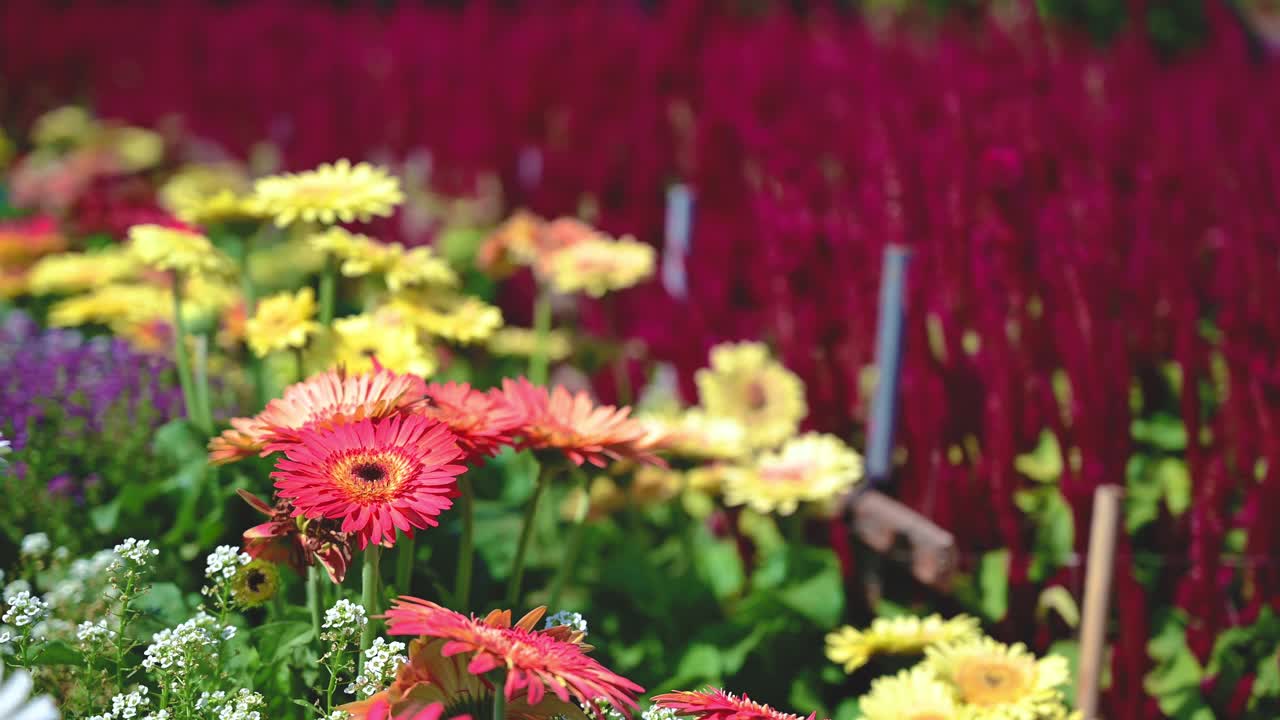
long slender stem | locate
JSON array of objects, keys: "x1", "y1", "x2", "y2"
[
  {"x1": 505, "y1": 473, "x2": 549, "y2": 606},
  {"x1": 454, "y1": 476, "x2": 475, "y2": 609},
  {"x1": 395, "y1": 533, "x2": 416, "y2": 595},
  {"x1": 360, "y1": 544, "x2": 382, "y2": 667},
  {"x1": 529, "y1": 285, "x2": 552, "y2": 385},
  {"x1": 307, "y1": 565, "x2": 322, "y2": 643},
  {"x1": 239, "y1": 235, "x2": 258, "y2": 313},
  {"x1": 193, "y1": 334, "x2": 213, "y2": 434},
  {"x1": 547, "y1": 468, "x2": 589, "y2": 610},
  {"x1": 319, "y1": 255, "x2": 338, "y2": 325},
  {"x1": 294, "y1": 347, "x2": 307, "y2": 383},
  {"x1": 492, "y1": 672, "x2": 507, "y2": 720},
  {"x1": 169, "y1": 273, "x2": 200, "y2": 428}
]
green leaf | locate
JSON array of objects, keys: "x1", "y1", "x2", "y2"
[
  {"x1": 1028, "y1": 488, "x2": 1074, "y2": 582},
  {"x1": 1014, "y1": 430, "x2": 1063, "y2": 482},
  {"x1": 33, "y1": 640, "x2": 83, "y2": 666},
  {"x1": 135, "y1": 582, "x2": 188, "y2": 626},
  {"x1": 834, "y1": 698, "x2": 863, "y2": 720},
  {"x1": 1254, "y1": 650, "x2": 1280, "y2": 699},
  {"x1": 777, "y1": 551, "x2": 843, "y2": 627},
  {"x1": 1047, "y1": 640, "x2": 1080, "y2": 706},
  {"x1": 90, "y1": 499, "x2": 122, "y2": 534},
  {"x1": 1132, "y1": 414, "x2": 1187, "y2": 451},
  {"x1": 695, "y1": 535, "x2": 745, "y2": 601},
  {"x1": 675, "y1": 643, "x2": 722, "y2": 682},
  {"x1": 1154, "y1": 458, "x2": 1192, "y2": 517},
  {"x1": 152, "y1": 418, "x2": 207, "y2": 463},
  {"x1": 1037, "y1": 586, "x2": 1081, "y2": 628},
  {"x1": 252, "y1": 621, "x2": 315, "y2": 663},
  {"x1": 978, "y1": 550, "x2": 1009, "y2": 621}
]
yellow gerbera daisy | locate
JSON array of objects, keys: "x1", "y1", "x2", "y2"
[
  {"x1": 383, "y1": 293, "x2": 503, "y2": 345},
  {"x1": 99, "y1": 126, "x2": 165, "y2": 173},
  {"x1": 642, "y1": 409, "x2": 749, "y2": 461},
  {"x1": 722, "y1": 432, "x2": 863, "y2": 516},
  {"x1": 308, "y1": 227, "x2": 398, "y2": 277},
  {"x1": 128, "y1": 224, "x2": 234, "y2": 277},
  {"x1": 253, "y1": 158, "x2": 404, "y2": 227},
  {"x1": 827, "y1": 614, "x2": 982, "y2": 674},
  {"x1": 925, "y1": 637, "x2": 1071, "y2": 720},
  {"x1": 858, "y1": 667, "x2": 961, "y2": 720},
  {"x1": 47, "y1": 284, "x2": 170, "y2": 328},
  {"x1": 331, "y1": 313, "x2": 437, "y2": 377},
  {"x1": 26, "y1": 248, "x2": 139, "y2": 295},
  {"x1": 487, "y1": 326, "x2": 573, "y2": 361},
  {"x1": 695, "y1": 341, "x2": 807, "y2": 449},
  {"x1": 31, "y1": 106, "x2": 98, "y2": 147},
  {"x1": 182, "y1": 274, "x2": 241, "y2": 316},
  {"x1": 384, "y1": 246, "x2": 459, "y2": 292},
  {"x1": 539, "y1": 235, "x2": 655, "y2": 297},
  {"x1": 245, "y1": 287, "x2": 321, "y2": 357}
]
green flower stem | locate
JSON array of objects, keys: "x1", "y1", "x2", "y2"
[
  {"x1": 529, "y1": 285, "x2": 553, "y2": 385},
  {"x1": 360, "y1": 544, "x2": 382, "y2": 667},
  {"x1": 547, "y1": 467, "x2": 589, "y2": 611},
  {"x1": 505, "y1": 471, "x2": 549, "y2": 607},
  {"x1": 113, "y1": 573, "x2": 136, "y2": 689},
  {"x1": 294, "y1": 347, "x2": 307, "y2": 383},
  {"x1": 307, "y1": 565, "x2": 322, "y2": 644},
  {"x1": 324, "y1": 651, "x2": 342, "y2": 714},
  {"x1": 239, "y1": 235, "x2": 258, "y2": 313},
  {"x1": 395, "y1": 533, "x2": 416, "y2": 595},
  {"x1": 169, "y1": 272, "x2": 201, "y2": 430},
  {"x1": 492, "y1": 672, "x2": 507, "y2": 720},
  {"x1": 319, "y1": 255, "x2": 338, "y2": 325},
  {"x1": 454, "y1": 475, "x2": 475, "y2": 609},
  {"x1": 193, "y1": 333, "x2": 213, "y2": 435}
]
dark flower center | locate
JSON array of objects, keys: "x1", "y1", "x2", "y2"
[
  {"x1": 247, "y1": 570, "x2": 267, "y2": 592},
  {"x1": 746, "y1": 381, "x2": 768, "y2": 410},
  {"x1": 354, "y1": 462, "x2": 387, "y2": 483}
]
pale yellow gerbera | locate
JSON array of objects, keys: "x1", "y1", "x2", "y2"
[
  {"x1": 128, "y1": 224, "x2": 234, "y2": 277},
  {"x1": 631, "y1": 465, "x2": 684, "y2": 506},
  {"x1": 245, "y1": 287, "x2": 321, "y2": 358},
  {"x1": 487, "y1": 326, "x2": 573, "y2": 361},
  {"x1": 309, "y1": 227, "x2": 399, "y2": 276},
  {"x1": 160, "y1": 163, "x2": 263, "y2": 225},
  {"x1": 539, "y1": 235, "x2": 655, "y2": 297},
  {"x1": 182, "y1": 274, "x2": 241, "y2": 316},
  {"x1": 722, "y1": 432, "x2": 863, "y2": 516},
  {"x1": 924, "y1": 637, "x2": 1072, "y2": 720},
  {"x1": 31, "y1": 106, "x2": 98, "y2": 147},
  {"x1": 99, "y1": 126, "x2": 165, "y2": 173},
  {"x1": 695, "y1": 341, "x2": 807, "y2": 449},
  {"x1": 47, "y1": 283, "x2": 170, "y2": 328},
  {"x1": 384, "y1": 245, "x2": 459, "y2": 292},
  {"x1": 858, "y1": 667, "x2": 961, "y2": 720},
  {"x1": 26, "y1": 248, "x2": 139, "y2": 295},
  {"x1": 253, "y1": 159, "x2": 404, "y2": 227},
  {"x1": 330, "y1": 313, "x2": 437, "y2": 377},
  {"x1": 383, "y1": 294, "x2": 503, "y2": 345},
  {"x1": 642, "y1": 409, "x2": 749, "y2": 461},
  {"x1": 827, "y1": 614, "x2": 982, "y2": 673}
]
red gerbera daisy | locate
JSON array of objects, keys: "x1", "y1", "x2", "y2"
[
  {"x1": 653, "y1": 689, "x2": 818, "y2": 720},
  {"x1": 237, "y1": 489, "x2": 354, "y2": 583},
  {"x1": 384, "y1": 598, "x2": 642, "y2": 713},
  {"x1": 271, "y1": 415, "x2": 465, "y2": 549},
  {"x1": 500, "y1": 377, "x2": 662, "y2": 467},
  {"x1": 209, "y1": 364, "x2": 427, "y2": 465},
  {"x1": 416, "y1": 382, "x2": 523, "y2": 461}
]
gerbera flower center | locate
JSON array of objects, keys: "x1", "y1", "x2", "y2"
[
  {"x1": 954, "y1": 659, "x2": 1032, "y2": 706},
  {"x1": 247, "y1": 569, "x2": 267, "y2": 592},
  {"x1": 745, "y1": 381, "x2": 768, "y2": 410},
  {"x1": 353, "y1": 462, "x2": 389, "y2": 483},
  {"x1": 760, "y1": 460, "x2": 814, "y2": 485}
]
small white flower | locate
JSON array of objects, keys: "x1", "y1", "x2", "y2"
[
  {"x1": 201, "y1": 688, "x2": 264, "y2": 720},
  {"x1": 141, "y1": 612, "x2": 225, "y2": 678},
  {"x1": 322, "y1": 599, "x2": 368, "y2": 632},
  {"x1": 345, "y1": 638, "x2": 406, "y2": 697},
  {"x1": 204, "y1": 545, "x2": 251, "y2": 583},
  {"x1": 110, "y1": 538, "x2": 159, "y2": 573},
  {"x1": 77, "y1": 619, "x2": 117, "y2": 644},
  {"x1": 3, "y1": 580, "x2": 31, "y2": 602},
  {"x1": 0, "y1": 665, "x2": 57, "y2": 720},
  {"x1": 642, "y1": 706, "x2": 679, "y2": 720},
  {"x1": 20, "y1": 533, "x2": 51, "y2": 557},
  {"x1": 52, "y1": 546, "x2": 71, "y2": 562},
  {"x1": 326, "y1": 712, "x2": 351, "y2": 720},
  {"x1": 581, "y1": 698, "x2": 626, "y2": 720},
  {"x1": 545, "y1": 609, "x2": 588, "y2": 635},
  {"x1": 1, "y1": 591, "x2": 50, "y2": 628},
  {"x1": 89, "y1": 686, "x2": 151, "y2": 720}
]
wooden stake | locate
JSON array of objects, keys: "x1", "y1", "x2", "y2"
[{"x1": 1077, "y1": 484, "x2": 1124, "y2": 720}]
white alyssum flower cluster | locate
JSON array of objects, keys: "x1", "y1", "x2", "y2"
[
  {"x1": 581, "y1": 698, "x2": 626, "y2": 720},
  {"x1": 2, "y1": 591, "x2": 50, "y2": 628},
  {"x1": 141, "y1": 612, "x2": 235, "y2": 675},
  {"x1": 195, "y1": 689, "x2": 265, "y2": 720},
  {"x1": 109, "y1": 538, "x2": 159, "y2": 573},
  {"x1": 321, "y1": 599, "x2": 368, "y2": 645},
  {"x1": 3, "y1": 580, "x2": 31, "y2": 601},
  {"x1": 544, "y1": 610, "x2": 588, "y2": 635},
  {"x1": 325, "y1": 712, "x2": 351, "y2": 720},
  {"x1": 86, "y1": 686, "x2": 151, "y2": 720},
  {"x1": 345, "y1": 638, "x2": 407, "y2": 697},
  {"x1": 642, "y1": 706, "x2": 679, "y2": 720},
  {"x1": 204, "y1": 545, "x2": 251, "y2": 583},
  {"x1": 77, "y1": 618, "x2": 117, "y2": 644},
  {"x1": 20, "y1": 533, "x2": 50, "y2": 557}
]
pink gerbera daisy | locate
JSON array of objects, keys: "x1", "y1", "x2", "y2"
[
  {"x1": 271, "y1": 415, "x2": 465, "y2": 549},
  {"x1": 417, "y1": 382, "x2": 523, "y2": 462},
  {"x1": 500, "y1": 377, "x2": 662, "y2": 467},
  {"x1": 384, "y1": 598, "x2": 642, "y2": 714},
  {"x1": 653, "y1": 689, "x2": 819, "y2": 720}
]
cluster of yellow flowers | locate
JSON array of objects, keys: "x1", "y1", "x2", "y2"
[{"x1": 828, "y1": 616, "x2": 1077, "y2": 720}]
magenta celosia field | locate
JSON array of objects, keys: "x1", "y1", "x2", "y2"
[{"x1": 1, "y1": 1, "x2": 1279, "y2": 719}]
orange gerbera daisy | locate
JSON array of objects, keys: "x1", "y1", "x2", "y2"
[
  {"x1": 208, "y1": 364, "x2": 427, "y2": 464},
  {"x1": 417, "y1": 382, "x2": 523, "y2": 462},
  {"x1": 271, "y1": 415, "x2": 465, "y2": 549},
  {"x1": 383, "y1": 599, "x2": 642, "y2": 713},
  {"x1": 342, "y1": 638, "x2": 586, "y2": 720},
  {"x1": 653, "y1": 689, "x2": 819, "y2": 720},
  {"x1": 237, "y1": 489, "x2": 354, "y2": 583},
  {"x1": 500, "y1": 377, "x2": 661, "y2": 468}
]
